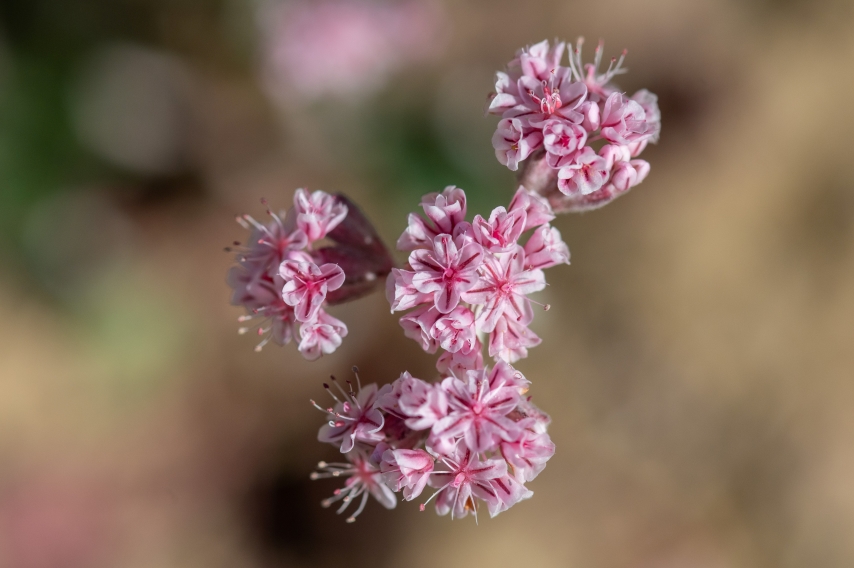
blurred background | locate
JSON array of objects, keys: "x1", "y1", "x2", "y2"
[{"x1": 1, "y1": 0, "x2": 854, "y2": 566}]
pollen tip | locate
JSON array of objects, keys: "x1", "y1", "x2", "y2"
[
  {"x1": 346, "y1": 517, "x2": 356, "y2": 523},
  {"x1": 352, "y1": 365, "x2": 359, "y2": 373},
  {"x1": 419, "y1": 503, "x2": 426, "y2": 511},
  {"x1": 318, "y1": 461, "x2": 327, "y2": 467},
  {"x1": 309, "y1": 472, "x2": 319, "y2": 480},
  {"x1": 543, "y1": 304, "x2": 551, "y2": 311}
]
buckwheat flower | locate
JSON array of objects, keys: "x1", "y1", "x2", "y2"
[
  {"x1": 487, "y1": 40, "x2": 565, "y2": 114},
  {"x1": 512, "y1": 70, "x2": 588, "y2": 128},
  {"x1": 386, "y1": 268, "x2": 431, "y2": 312},
  {"x1": 310, "y1": 452, "x2": 396, "y2": 523},
  {"x1": 484, "y1": 473, "x2": 534, "y2": 517},
  {"x1": 396, "y1": 373, "x2": 449, "y2": 430},
  {"x1": 380, "y1": 448, "x2": 434, "y2": 500},
  {"x1": 399, "y1": 304, "x2": 441, "y2": 353},
  {"x1": 501, "y1": 421, "x2": 556, "y2": 483},
  {"x1": 492, "y1": 117, "x2": 542, "y2": 171},
  {"x1": 293, "y1": 188, "x2": 348, "y2": 244},
  {"x1": 298, "y1": 310, "x2": 348, "y2": 361},
  {"x1": 556, "y1": 147, "x2": 610, "y2": 196},
  {"x1": 631, "y1": 89, "x2": 661, "y2": 144},
  {"x1": 431, "y1": 363, "x2": 525, "y2": 453},
  {"x1": 523, "y1": 224, "x2": 570, "y2": 270},
  {"x1": 280, "y1": 260, "x2": 345, "y2": 322},
  {"x1": 423, "y1": 445, "x2": 508, "y2": 521},
  {"x1": 464, "y1": 250, "x2": 545, "y2": 334},
  {"x1": 409, "y1": 235, "x2": 484, "y2": 314},
  {"x1": 508, "y1": 186, "x2": 555, "y2": 231},
  {"x1": 608, "y1": 159, "x2": 650, "y2": 193},
  {"x1": 233, "y1": 208, "x2": 308, "y2": 271},
  {"x1": 472, "y1": 206, "x2": 527, "y2": 253},
  {"x1": 397, "y1": 186, "x2": 468, "y2": 251},
  {"x1": 542, "y1": 118, "x2": 587, "y2": 161},
  {"x1": 488, "y1": 314, "x2": 542, "y2": 363},
  {"x1": 228, "y1": 266, "x2": 298, "y2": 351},
  {"x1": 566, "y1": 37, "x2": 628, "y2": 100},
  {"x1": 599, "y1": 92, "x2": 651, "y2": 145},
  {"x1": 436, "y1": 343, "x2": 484, "y2": 379},
  {"x1": 315, "y1": 379, "x2": 387, "y2": 453},
  {"x1": 430, "y1": 306, "x2": 478, "y2": 354}
]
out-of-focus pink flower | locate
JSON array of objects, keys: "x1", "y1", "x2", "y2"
[
  {"x1": 492, "y1": 117, "x2": 542, "y2": 171},
  {"x1": 488, "y1": 314, "x2": 542, "y2": 363},
  {"x1": 501, "y1": 421, "x2": 556, "y2": 482},
  {"x1": 381, "y1": 448, "x2": 434, "y2": 501},
  {"x1": 599, "y1": 92, "x2": 651, "y2": 145},
  {"x1": 409, "y1": 235, "x2": 484, "y2": 314},
  {"x1": 524, "y1": 224, "x2": 570, "y2": 270},
  {"x1": 294, "y1": 188, "x2": 348, "y2": 243},
  {"x1": 397, "y1": 186, "x2": 468, "y2": 251},
  {"x1": 436, "y1": 343, "x2": 484, "y2": 378},
  {"x1": 260, "y1": 0, "x2": 445, "y2": 100},
  {"x1": 280, "y1": 260, "x2": 345, "y2": 322},
  {"x1": 310, "y1": 452, "x2": 396, "y2": 522},
  {"x1": 508, "y1": 186, "x2": 555, "y2": 231},
  {"x1": 298, "y1": 310, "x2": 348, "y2": 360},
  {"x1": 315, "y1": 380, "x2": 387, "y2": 453}
]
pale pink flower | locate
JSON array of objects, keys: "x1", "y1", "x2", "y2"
[
  {"x1": 464, "y1": 251, "x2": 545, "y2": 334},
  {"x1": 232, "y1": 208, "x2": 307, "y2": 271},
  {"x1": 508, "y1": 186, "x2": 555, "y2": 231},
  {"x1": 431, "y1": 363, "x2": 525, "y2": 453},
  {"x1": 397, "y1": 186, "x2": 468, "y2": 251},
  {"x1": 280, "y1": 260, "x2": 345, "y2": 322},
  {"x1": 599, "y1": 92, "x2": 650, "y2": 145},
  {"x1": 424, "y1": 445, "x2": 508, "y2": 520},
  {"x1": 492, "y1": 117, "x2": 542, "y2": 171},
  {"x1": 386, "y1": 268, "x2": 431, "y2": 312},
  {"x1": 501, "y1": 422, "x2": 555, "y2": 482},
  {"x1": 436, "y1": 343, "x2": 484, "y2": 379},
  {"x1": 556, "y1": 147, "x2": 610, "y2": 196},
  {"x1": 511, "y1": 72, "x2": 588, "y2": 128},
  {"x1": 315, "y1": 380, "x2": 387, "y2": 453},
  {"x1": 523, "y1": 224, "x2": 570, "y2": 270},
  {"x1": 228, "y1": 258, "x2": 298, "y2": 351},
  {"x1": 487, "y1": 40, "x2": 565, "y2": 114},
  {"x1": 399, "y1": 304, "x2": 441, "y2": 353},
  {"x1": 310, "y1": 452, "x2": 396, "y2": 523},
  {"x1": 542, "y1": 118, "x2": 587, "y2": 160},
  {"x1": 395, "y1": 373, "x2": 449, "y2": 430},
  {"x1": 472, "y1": 206, "x2": 527, "y2": 253},
  {"x1": 430, "y1": 306, "x2": 477, "y2": 354},
  {"x1": 566, "y1": 37, "x2": 628, "y2": 100},
  {"x1": 488, "y1": 314, "x2": 542, "y2": 363},
  {"x1": 409, "y1": 235, "x2": 484, "y2": 314},
  {"x1": 380, "y1": 448, "x2": 434, "y2": 500},
  {"x1": 631, "y1": 89, "x2": 661, "y2": 143},
  {"x1": 298, "y1": 310, "x2": 348, "y2": 360},
  {"x1": 293, "y1": 188, "x2": 348, "y2": 243}
]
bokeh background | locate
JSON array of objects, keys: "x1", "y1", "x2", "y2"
[{"x1": 2, "y1": 0, "x2": 854, "y2": 566}]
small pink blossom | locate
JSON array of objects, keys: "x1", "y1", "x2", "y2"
[
  {"x1": 380, "y1": 448, "x2": 434, "y2": 500},
  {"x1": 315, "y1": 381, "x2": 387, "y2": 453},
  {"x1": 425, "y1": 445, "x2": 508, "y2": 520},
  {"x1": 386, "y1": 268, "x2": 431, "y2": 312},
  {"x1": 280, "y1": 260, "x2": 345, "y2": 322},
  {"x1": 508, "y1": 186, "x2": 555, "y2": 231},
  {"x1": 542, "y1": 119, "x2": 587, "y2": 160},
  {"x1": 472, "y1": 206, "x2": 527, "y2": 253},
  {"x1": 311, "y1": 452, "x2": 396, "y2": 523},
  {"x1": 523, "y1": 224, "x2": 570, "y2": 270},
  {"x1": 293, "y1": 188, "x2": 348, "y2": 243},
  {"x1": 436, "y1": 343, "x2": 484, "y2": 379},
  {"x1": 397, "y1": 186, "x2": 468, "y2": 251},
  {"x1": 501, "y1": 422, "x2": 555, "y2": 482},
  {"x1": 566, "y1": 37, "x2": 628, "y2": 100},
  {"x1": 298, "y1": 310, "x2": 348, "y2": 360},
  {"x1": 464, "y1": 251, "x2": 545, "y2": 333},
  {"x1": 399, "y1": 304, "x2": 441, "y2": 353},
  {"x1": 492, "y1": 117, "x2": 542, "y2": 171},
  {"x1": 599, "y1": 93, "x2": 650, "y2": 145},
  {"x1": 409, "y1": 235, "x2": 484, "y2": 314},
  {"x1": 556, "y1": 147, "x2": 610, "y2": 196},
  {"x1": 395, "y1": 373, "x2": 449, "y2": 431},
  {"x1": 488, "y1": 314, "x2": 542, "y2": 363},
  {"x1": 430, "y1": 306, "x2": 477, "y2": 354}
]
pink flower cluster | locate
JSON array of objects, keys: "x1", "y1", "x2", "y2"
[
  {"x1": 227, "y1": 189, "x2": 349, "y2": 360},
  {"x1": 387, "y1": 185, "x2": 569, "y2": 365},
  {"x1": 311, "y1": 363, "x2": 554, "y2": 522},
  {"x1": 488, "y1": 38, "x2": 660, "y2": 212}
]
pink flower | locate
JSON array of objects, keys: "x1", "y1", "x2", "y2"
[
  {"x1": 556, "y1": 147, "x2": 610, "y2": 196},
  {"x1": 298, "y1": 310, "x2": 348, "y2": 360},
  {"x1": 488, "y1": 314, "x2": 541, "y2": 363},
  {"x1": 424, "y1": 445, "x2": 509, "y2": 520},
  {"x1": 397, "y1": 186, "x2": 468, "y2": 251},
  {"x1": 430, "y1": 306, "x2": 477, "y2": 354},
  {"x1": 399, "y1": 304, "x2": 441, "y2": 353},
  {"x1": 436, "y1": 344, "x2": 484, "y2": 379},
  {"x1": 280, "y1": 260, "x2": 345, "y2": 322},
  {"x1": 293, "y1": 188, "x2": 348, "y2": 243},
  {"x1": 566, "y1": 37, "x2": 628, "y2": 100},
  {"x1": 599, "y1": 92, "x2": 650, "y2": 145},
  {"x1": 380, "y1": 448, "x2": 434, "y2": 500},
  {"x1": 501, "y1": 422, "x2": 555, "y2": 482},
  {"x1": 395, "y1": 373, "x2": 449, "y2": 430},
  {"x1": 315, "y1": 380, "x2": 387, "y2": 453},
  {"x1": 472, "y1": 206, "x2": 527, "y2": 253},
  {"x1": 386, "y1": 268, "x2": 431, "y2": 312},
  {"x1": 431, "y1": 363, "x2": 526, "y2": 453},
  {"x1": 523, "y1": 224, "x2": 570, "y2": 270},
  {"x1": 508, "y1": 186, "x2": 555, "y2": 231},
  {"x1": 233, "y1": 208, "x2": 308, "y2": 272},
  {"x1": 409, "y1": 235, "x2": 484, "y2": 314},
  {"x1": 631, "y1": 89, "x2": 661, "y2": 143},
  {"x1": 542, "y1": 118, "x2": 587, "y2": 160},
  {"x1": 464, "y1": 251, "x2": 545, "y2": 334},
  {"x1": 228, "y1": 261, "x2": 298, "y2": 352},
  {"x1": 311, "y1": 452, "x2": 396, "y2": 523},
  {"x1": 492, "y1": 117, "x2": 542, "y2": 171}
]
